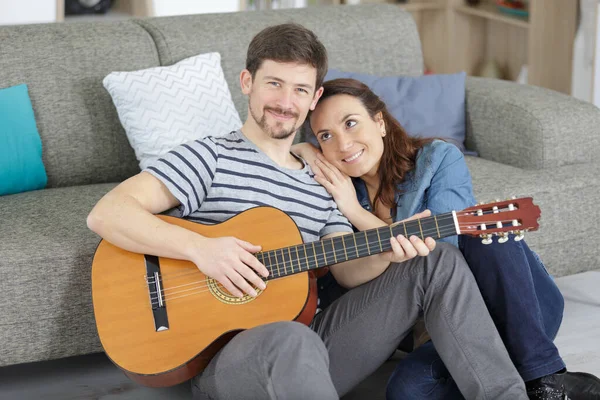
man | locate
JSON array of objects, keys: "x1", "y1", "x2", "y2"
[{"x1": 87, "y1": 23, "x2": 528, "y2": 399}]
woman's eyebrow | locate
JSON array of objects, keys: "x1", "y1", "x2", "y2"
[{"x1": 316, "y1": 114, "x2": 359, "y2": 135}]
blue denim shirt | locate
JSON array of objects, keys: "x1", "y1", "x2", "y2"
[{"x1": 353, "y1": 140, "x2": 477, "y2": 247}]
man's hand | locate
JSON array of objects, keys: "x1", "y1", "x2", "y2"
[
  {"x1": 380, "y1": 210, "x2": 437, "y2": 264},
  {"x1": 189, "y1": 237, "x2": 269, "y2": 298}
]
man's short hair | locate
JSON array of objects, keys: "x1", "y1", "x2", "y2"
[{"x1": 246, "y1": 23, "x2": 328, "y2": 90}]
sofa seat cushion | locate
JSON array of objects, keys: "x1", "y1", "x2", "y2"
[{"x1": 0, "y1": 183, "x2": 117, "y2": 366}]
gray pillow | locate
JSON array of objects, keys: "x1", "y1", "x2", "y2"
[{"x1": 319, "y1": 69, "x2": 468, "y2": 153}]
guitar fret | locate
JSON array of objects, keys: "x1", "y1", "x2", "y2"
[
  {"x1": 281, "y1": 248, "x2": 289, "y2": 274},
  {"x1": 312, "y1": 242, "x2": 318, "y2": 268},
  {"x1": 331, "y1": 238, "x2": 337, "y2": 263},
  {"x1": 322, "y1": 241, "x2": 327, "y2": 265},
  {"x1": 434, "y1": 215, "x2": 441, "y2": 238},
  {"x1": 303, "y1": 245, "x2": 310, "y2": 269},
  {"x1": 403, "y1": 222, "x2": 407, "y2": 238},
  {"x1": 417, "y1": 218, "x2": 424, "y2": 240},
  {"x1": 288, "y1": 247, "x2": 294, "y2": 273},
  {"x1": 295, "y1": 246, "x2": 302, "y2": 272},
  {"x1": 268, "y1": 251, "x2": 279, "y2": 278},
  {"x1": 352, "y1": 234, "x2": 358, "y2": 259},
  {"x1": 376, "y1": 229, "x2": 383, "y2": 252},
  {"x1": 341, "y1": 235, "x2": 348, "y2": 260},
  {"x1": 364, "y1": 231, "x2": 371, "y2": 255}
]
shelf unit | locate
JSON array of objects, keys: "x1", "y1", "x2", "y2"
[
  {"x1": 54, "y1": 0, "x2": 577, "y2": 94},
  {"x1": 454, "y1": 2, "x2": 528, "y2": 28},
  {"x1": 371, "y1": 0, "x2": 578, "y2": 95}
]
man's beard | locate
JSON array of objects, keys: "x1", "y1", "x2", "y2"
[{"x1": 250, "y1": 102, "x2": 299, "y2": 140}]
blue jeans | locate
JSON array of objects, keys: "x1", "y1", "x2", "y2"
[{"x1": 386, "y1": 235, "x2": 565, "y2": 400}]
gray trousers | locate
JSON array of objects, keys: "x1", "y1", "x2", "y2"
[{"x1": 191, "y1": 243, "x2": 528, "y2": 400}]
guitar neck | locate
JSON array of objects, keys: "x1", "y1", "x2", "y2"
[{"x1": 257, "y1": 212, "x2": 458, "y2": 280}]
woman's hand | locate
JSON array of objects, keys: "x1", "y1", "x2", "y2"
[
  {"x1": 313, "y1": 154, "x2": 362, "y2": 216},
  {"x1": 380, "y1": 210, "x2": 437, "y2": 264},
  {"x1": 291, "y1": 142, "x2": 323, "y2": 176}
]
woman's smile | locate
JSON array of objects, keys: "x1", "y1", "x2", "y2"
[{"x1": 342, "y1": 149, "x2": 364, "y2": 163}]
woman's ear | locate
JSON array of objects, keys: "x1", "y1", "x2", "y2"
[{"x1": 376, "y1": 112, "x2": 386, "y2": 136}]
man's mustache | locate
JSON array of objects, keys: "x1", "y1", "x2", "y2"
[{"x1": 264, "y1": 106, "x2": 298, "y2": 119}]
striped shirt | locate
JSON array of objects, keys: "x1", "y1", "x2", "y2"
[{"x1": 144, "y1": 130, "x2": 353, "y2": 243}]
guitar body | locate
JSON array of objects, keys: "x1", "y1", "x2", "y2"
[{"x1": 92, "y1": 207, "x2": 317, "y2": 387}]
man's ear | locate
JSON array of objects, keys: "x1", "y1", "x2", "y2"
[
  {"x1": 240, "y1": 69, "x2": 253, "y2": 95},
  {"x1": 309, "y1": 86, "x2": 324, "y2": 110}
]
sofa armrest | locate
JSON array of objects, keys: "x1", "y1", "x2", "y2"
[{"x1": 464, "y1": 77, "x2": 600, "y2": 169}]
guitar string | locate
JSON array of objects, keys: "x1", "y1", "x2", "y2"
[
  {"x1": 146, "y1": 223, "x2": 464, "y2": 288},
  {"x1": 145, "y1": 221, "x2": 522, "y2": 295},
  {"x1": 144, "y1": 208, "x2": 517, "y2": 283},
  {"x1": 146, "y1": 217, "x2": 523, "y2": 285},
  {"x1": 148, "y1": 225, "x2": 524, "y2": 305}
]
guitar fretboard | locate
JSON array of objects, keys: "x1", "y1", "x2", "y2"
[{"x1": 256, "y1": 212, "x2": 457, "y2": 280}]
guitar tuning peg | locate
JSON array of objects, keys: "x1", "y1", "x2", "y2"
[
  {"x1": 480, "y1": 234, "x2": 493, "y2": 245},
  {"x1": 497, "y1": 233, "x2": 509, "y2": 243},
  {"x1": 513, "y1": 230, "x2": 525, "y2": 241}
]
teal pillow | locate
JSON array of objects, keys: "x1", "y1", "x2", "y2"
[{"x1": 0, "y1": 84, "x2": 47, "y2": 196}]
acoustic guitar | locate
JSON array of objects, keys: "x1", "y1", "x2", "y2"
[{"x1": 91, "y1": 197, "x2": 540, "y2": 387}]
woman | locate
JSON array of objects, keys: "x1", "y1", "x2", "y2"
[{"x1": 292, "y1": 78, "x2": 596, "y2": 400}]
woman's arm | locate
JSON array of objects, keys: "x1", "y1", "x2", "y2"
[{"x1": 313, "y1": 156, "x2": 435, "y2": 288}]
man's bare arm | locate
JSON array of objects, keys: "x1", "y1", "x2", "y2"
[
  {"x1": 87, "y1": 171, "x2": 198, "y2": 260},
  {"x1": 87, "y1": 171, "x2": 269, "y2": 298}
]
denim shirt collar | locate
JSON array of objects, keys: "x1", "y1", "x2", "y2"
[
  {"x1": 353, "y1": 177, "x2": 410, "y2": 222},
  {"x1": 353, "y1": 177, "x2": 372, "y2": 211}
]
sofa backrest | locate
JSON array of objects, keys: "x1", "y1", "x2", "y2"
[
  {"x1": 0, "y1": 21, "x2": 159, "y2": 188},
  {"x1": 138, "y1": 4, "x2": 424, "y2": 122},
  {"x1": 0, "y1": 4, "x2": 423, "y2": 188}
]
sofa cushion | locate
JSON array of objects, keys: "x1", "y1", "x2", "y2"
[
  {"x1": 0, "y1": 21, "x2": 160, "y2": 188},
  {"x1": 322, "y1": 70, "x2": 468, "y2": 152},
  {"x1": 0, "y1": 84, "x2": 47, "y2": 196},
  {"x1": 0, "y1": 183, "x2": 117, "y2": 366},
  {"x1": 103, "y1": 52, "x2": 242, "y2": 170}
]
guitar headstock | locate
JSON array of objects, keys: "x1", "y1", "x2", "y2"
[{"x1": 457, "y1": 197, "x2": 541, "y2": 244}]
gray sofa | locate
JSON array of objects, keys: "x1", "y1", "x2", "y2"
[{"x1": 1, "y1": 2, "x2": 599, "y2": 376}]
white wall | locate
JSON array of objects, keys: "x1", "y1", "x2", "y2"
[
  {"x1": 151, "y1": 0, "x2": 240, "y2": 16},
  {"x1": 594, "y1": 1, "x2": 600, "y2": 107},
  {"x1": 572, "y1": 0, "x2": 596, "y2": 103},
  {"x1": 0, "y1": 0, "x2": 57, "y2": 25}
]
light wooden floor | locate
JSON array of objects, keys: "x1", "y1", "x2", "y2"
[{"x1": 1, "y1": 271, "x2": 599, "y2": 400}]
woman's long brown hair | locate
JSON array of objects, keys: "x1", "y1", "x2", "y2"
[{"x1": 314, "y1": 78, "x2": 434, "y2": 211}]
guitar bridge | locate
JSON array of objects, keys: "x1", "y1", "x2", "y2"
[{"x1": 145, "y1": 255, "x2": 170, "y2": 332}]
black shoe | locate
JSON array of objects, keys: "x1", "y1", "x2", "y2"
[
  {"x1": 563, "y1": 371, "x2": 600, "y2": 400},
  {"x1": 526, "y1": 369, "x2": 568, "y2": 399}
]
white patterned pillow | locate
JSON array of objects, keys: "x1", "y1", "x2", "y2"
[{"x1": 103, "y1": 52, "x2": 242, "y2": 169}]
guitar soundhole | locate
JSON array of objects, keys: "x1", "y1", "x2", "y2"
[{"x1": 207, "y1": 278, "x2": 266, "y2": 305}]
